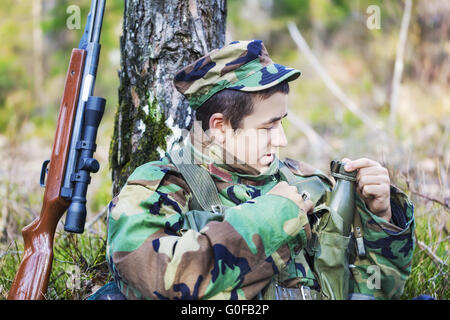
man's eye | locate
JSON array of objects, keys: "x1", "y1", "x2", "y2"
[{"x1": 266, "y1": 121, "x2": 282, "y2": 130}]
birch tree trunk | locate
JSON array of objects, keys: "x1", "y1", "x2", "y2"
[{"x1": 110, "y1": 0, "x2": 227, "y2": 195}]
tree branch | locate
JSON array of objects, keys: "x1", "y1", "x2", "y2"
[
  {"x1": 416, "y1": 238, "x2": 447, "y2": 267},
  {"x1": 287, "y1": 21, "x2": 379, "y2": 131},
  {"x1": 85, "y1": 205, "x2": 108, "y2": 233},
  {"x1": 389, "y1": 0, "x2": 412, "y2": 128},
  {"x1": 409, "y1": 189, "x2": 450, "y2": 211},
  {"x1": 286, "y1": 111, "x2": 333, "y2": 157}
]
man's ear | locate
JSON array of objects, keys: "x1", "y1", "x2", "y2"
[{"x1": 208, "y1": 113, "x2": 228, "y2": 143}]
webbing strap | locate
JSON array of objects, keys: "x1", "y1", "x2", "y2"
[
  {"x1": 279, "y1": 161, "x2": 314, "y2": 202},
  {"x1": 168, "y1": 148, "x2": 223, "y2": 213},
  {"x1": 278, "y1": 161, "x2": 298, "y2": 185}
]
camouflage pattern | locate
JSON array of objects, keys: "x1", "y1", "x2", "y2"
[
  {"x1": 173, "y1": 40, "x2": 301, "y2": 110},
  {"x1": 348, "y1": 189, "x2": 415, "y2": 299},
  {"x1": 105, "y1": 126, "x2": 415, "y2": 300}
]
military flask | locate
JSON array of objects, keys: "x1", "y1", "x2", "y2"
[{"x1": 326, "y1": 160, "x2": 357, "y2": 236}]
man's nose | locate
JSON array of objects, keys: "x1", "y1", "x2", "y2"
[{"x1": 271, "y1": 125, "x2": 288, "y2": 148}]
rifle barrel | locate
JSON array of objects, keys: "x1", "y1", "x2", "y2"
[
  {"x1": 92, "y1": 0, "x2": 106, "y2": 43},
  {"x1": 87, "y1": 0, "x2": 98, "y2": 43}
]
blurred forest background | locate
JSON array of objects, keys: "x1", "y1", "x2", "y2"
[{"x1": 0, "y1": 0, "x2": 448, "y2": 299}]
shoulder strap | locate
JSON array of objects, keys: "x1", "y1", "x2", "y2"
[
  {"x1": 278, "y1": 160, "x2": 298, "y2": 185},
  {"x1": 278, "y1": 159, "x2": 330, "y2": 206},
  {"x1": 168, "y1": 147, "x2": 223, "y2": 214}
]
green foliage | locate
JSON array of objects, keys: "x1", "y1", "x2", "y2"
[
  {"x1": 402, "y1": 246, "x2": 449, "y2": 300},
  {"x1": 46, "y1": 231, "x2": 111, "y2": 300},
  {"x1": 0, "y1": 1, "x2": 33, "y2": 134},
  {"x1": 0, "y1": 232, "x2": 111, "y2": 300},
  {"x1": 0, "y1": 241, "x2": 23, "y2": 297},
  {"x1": 0, "y1": 230, "x2": 110, "y2": 300},
  {"x1": 271, "y1": 0, "x2": 311, "y2": 29},
  {"x1": 401, "y1": 202, "x2": 449, "y2": 300},
  {"x1": 0, "y1": 0, "x2": 123, "y2": 137},
  {"x1": 109, "y1": 88, "x2": 172, "y2": 193},
  {"x1": 90, "y1": 172, "x2": 113, "y2": 214}
]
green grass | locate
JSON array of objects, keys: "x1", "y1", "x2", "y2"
[
  {"x1": 402, "y1": 245, "x2": 448, "y2": 300},
  {"x1": 401, "y1": 201, "x2": 449, "y2": 300},
  {"x1": 0, "y1": 227, "x2": 111, "y2": 300},
  {"x1": 46, "y1": 230, "x2": 111, "y2": 300}
]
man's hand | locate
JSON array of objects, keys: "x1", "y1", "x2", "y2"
[
  {"x1": 267, "y1": 181, "x2": 314, "y2": 239},
  {"x1": 341, "y1": 157, "x2": 392, "y2": 222}
]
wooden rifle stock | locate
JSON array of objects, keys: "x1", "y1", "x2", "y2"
[{"x1": 7, "y1": 49, "x2": 86, "y2": 300}]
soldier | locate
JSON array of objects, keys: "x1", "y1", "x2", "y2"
[{"x1": 102, "y1": 40, "x2": 415, "y2": 300}]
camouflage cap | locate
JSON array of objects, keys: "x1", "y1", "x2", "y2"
[{"x1": 173, "y1": 40, "x2": 301, "y2": 110}]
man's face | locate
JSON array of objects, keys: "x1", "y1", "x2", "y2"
[{"x1": 217, "y1": 92, "x2": 289, "y2": 173}]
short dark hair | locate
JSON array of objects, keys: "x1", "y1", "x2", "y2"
[{"x1": 195, "y1": 80, "x2": 290, "y2": 131}]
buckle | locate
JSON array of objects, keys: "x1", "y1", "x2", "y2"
[
  {"x1": 211, "y1": 205, "x2": 223, "y2": 215},
  {"x1": 301, "y1": 191, "x2": 311, "y2": 201},
  {"x1": 300, "y1": 286, "x2": 312, "y2": 300},
  {"x1": 355, "y1": 227, "x2": 366, "y2": 257}
]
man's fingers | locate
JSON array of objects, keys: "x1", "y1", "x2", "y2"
[
  {"x1": 344, "y1": 157, "x2": 381, "y2": 171},
  {"x1": 341, "y1": 157, "x2": 354, "y2": 172},
  {"x1": 357, "y1": 166, "x2": 389, "y2": 181},
  {"x1": 341, "y1": 157, "x2": 352, "y2": 164},
  {"x1": 358, "y1": 173, "x2": 390, "y2": 186},
  {"x1": 338, "y1": 158, "x2": 392, "y2": 218},
  {"x1": 361, "y1": 184, "x2": 390, "y2": 199}
]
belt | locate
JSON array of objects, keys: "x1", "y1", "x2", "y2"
[
  {"x1": 275, "y1": 284, "x2": 322, "y2": 300},
  {"x1": 262, "y1": 283, "x2": 322, "y2": 300}
]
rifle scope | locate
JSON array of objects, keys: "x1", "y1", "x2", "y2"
[{"x1": 64, "y1": 96, "x2": 105, "y2": 233}]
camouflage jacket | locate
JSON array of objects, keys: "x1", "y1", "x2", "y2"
[{"x1": 106, "y1": 130, "x2": 415, "y2": 300}]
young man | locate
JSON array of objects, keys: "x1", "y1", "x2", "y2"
[{"x1": 105, "y1": 40, "x2": 415, "y2": 300}]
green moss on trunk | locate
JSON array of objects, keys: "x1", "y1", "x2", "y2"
[{"x1": 109, "y1": 85, "x2": 171, "y2": 195}]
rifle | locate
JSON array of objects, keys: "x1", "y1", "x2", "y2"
[{"x1": 8, "y1": 0, "x2": 107, "y2": 300}]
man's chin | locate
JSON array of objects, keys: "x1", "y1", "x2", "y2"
[
  {"x1": 261, "y1": 153, "x2": 276, "y2": 167},
  {"x1": 257, "y1": 161, "x2": 273, "y2": 174}
]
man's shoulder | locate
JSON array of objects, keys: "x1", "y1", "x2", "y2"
[
  {"x1": 283, "y1": 157, "x2": 334, "y2": 187},
  {"x1": 126, "y1": 156, "x2": 180, "y2": 184}
]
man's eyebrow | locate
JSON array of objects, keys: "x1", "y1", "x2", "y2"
[{"x1": 261, "y1": 112, "x2": 288, "y2": 125}]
